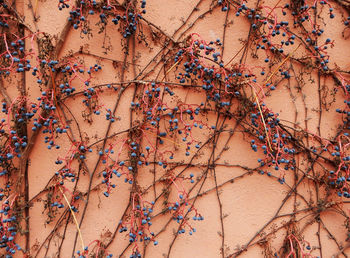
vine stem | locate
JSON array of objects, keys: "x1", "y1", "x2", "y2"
[
  {"x1": 252, "y1": 90, "x2": 273, "y2": 151},
  {"x1": 59, "y1": 187, "x2": 85, "y2": 251},
  {"x1": 254, "y1": 43, "x2": 302, "y2": 152}
]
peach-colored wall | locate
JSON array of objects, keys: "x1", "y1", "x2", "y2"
[{"x1": 0, "y1": 0, "x2": 350, "y2": 257}]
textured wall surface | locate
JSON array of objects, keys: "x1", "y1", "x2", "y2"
[{"x1": 0, "y1": 0, "x2": 350, "y2": 257}]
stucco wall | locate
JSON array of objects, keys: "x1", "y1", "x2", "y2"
[{"x1": 1, "y1": 0, "x2": 350, "y2": 257}]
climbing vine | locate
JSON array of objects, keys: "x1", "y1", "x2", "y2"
[{"x1": 0, "y1": 0, "x2": 350, "y2": 257}]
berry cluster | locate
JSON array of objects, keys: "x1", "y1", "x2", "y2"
[
  {"x1": 0, "y1": 195, "x2": 22, "y2": 257},
  {"x1": 0, "y1": 35, "x2": 34, "y2": 76},
  {"x1": 118, "y1": 196, "x2": 156, "y2": 256},
  {"x1": 62, "y1": 0, "x2": 147, "y2": 38}
]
